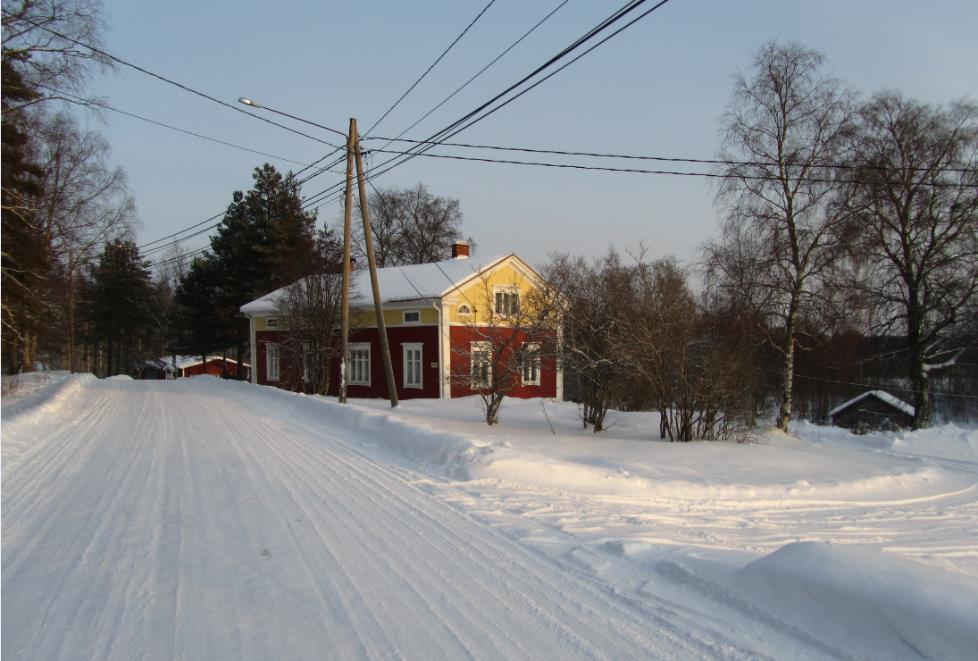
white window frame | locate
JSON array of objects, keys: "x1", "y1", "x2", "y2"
[
  {"x1": 493, "y1": 285, "x2": 519, "y2": 316},
  {"x1": 266, "y1": 343, "x2": 280, "y2": 382},
  {"x1": 457, "y1": 304, "x2": 473, "y2": 319},
  {"x1": 402, "y1": 342, "x2": 423, "y2": 390},
  {"x1": 266, "y1": 317, "x2": 278, "y2": 328},
  {"x1": 402, "y1": 310, "x2": 421, "y2": 325},
  {"x1": 347, "y1": 342, "x2": 371, "y2": 386},
  {"x1": 522, "y1": 342, "x2": 541, "y2": 386},
  {"x1": 470, "y1": 341, "x2": 492, "y2": 389}
]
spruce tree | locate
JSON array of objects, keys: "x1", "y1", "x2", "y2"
[
  {"x1": 88, "y1": 239, "x2": 158, "y2": 376},
  {"x1": 208, "y1": 164, "x2": 318, "y2": 370}
]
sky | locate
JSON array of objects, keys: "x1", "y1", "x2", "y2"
[{"x1": 82, "y1": 0, "x2": 978, "y2": 271}]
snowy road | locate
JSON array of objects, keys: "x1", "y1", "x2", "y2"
[{"x1": 3, "y1": 377, "x2": 757, "y2": 660}]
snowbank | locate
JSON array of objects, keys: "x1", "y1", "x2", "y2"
[
  {"x1": 2, "y1": 372, "x2": 90, "y2": 422},
  {"x1": 2, "y1": 372, "x2": 95, "y2": 468},
  {"x1": 735, "y1": 542, "x2": 978, "y2": 660}
]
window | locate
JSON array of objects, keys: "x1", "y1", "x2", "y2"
[
  {"x1": 457, "y1": 304, "x2": 472, "y2": 318},
  {"x1": 403, "y1": 343, "x2": 423, "y2": 389},
  {"x1": 494, "y1": 286, "x2": 519, "y2": 316},
  {"x1": 266, "y1": 317, "x2": 278, "y2": 328},
  {"x1": 347, "y1": 343, "x2": 371, "y2": 386},
  {"x1": 266, "y1": 343, "x2": 280, "y2": 382},
  {"x1": 403, "y1": 310, "x2": 421, "y2": 324},
  {"x1": 522, "y1": 343, "x2": 541, "y2": 386},
  {"x1": 471, "y1": 341, "x2": 492, "y2": 389}
]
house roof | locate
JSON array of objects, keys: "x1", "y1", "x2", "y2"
[
  {"x1": 828, "y1": 390, "x2": 915, "y2": 418},
  {"x1": 240, "y1": 254, "x2": 516, "y2": 315}
]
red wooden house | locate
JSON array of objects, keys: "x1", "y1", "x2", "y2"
[{"x1": 240, "y1": 249, "x2": 562, "y2": 401}]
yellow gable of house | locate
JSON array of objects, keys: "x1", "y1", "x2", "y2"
[{"x1": 443, "y1": 255, "x2": 545, "y2": 325}]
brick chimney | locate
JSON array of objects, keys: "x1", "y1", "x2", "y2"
[{"x1": 451, "y1": 241, "x2": 470, "y2": 259}]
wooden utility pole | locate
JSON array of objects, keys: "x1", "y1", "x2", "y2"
[
  {"x1": 338, "y1": 118, "x2": 356, "y2": 403},
  {"x1": 352, "y1": 120, "x2": 398, "y2": 408}
]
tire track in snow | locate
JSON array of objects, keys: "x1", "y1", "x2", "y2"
[
  {"x1": 209, "y1": 406, "x2": 385, "y2": 660},
  {"x1": 217, "y1": 403, "x2": 575, "y2": 658},
  {"x1": 222, "y1": 394, "x2": 749, "y2": 660},
  {"x1": 223, "y1": 411, "x2": 534, "y2": 660},
  {"x1": 4, "y1": 381, "x2": 155, "y2": 659}
]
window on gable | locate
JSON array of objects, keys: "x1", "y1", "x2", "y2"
[
  {"x1": 266, "y1": 317, "x2": 279, "y2": 328},
  {"x1": 403, "y1": 310, "x2": 421, "y2": 324},
  {"x1": 457, "y1": 304, "x2": 472, "y2": 318},
  {"x1": 347, "y1": 343, "x2": 371, "y2": 386},
  {"x1": 266, "y1": 343, "x2": 280, "y2": 382},
  {"x1": 494, "y1": 286, "x2": 519, "y2": 316},
  {"x1": 522, "y1": 343, "x2": 541, "y2": 386},
  {"x1": 470, "y1": 341, "x2": 492, "y2": 389}
]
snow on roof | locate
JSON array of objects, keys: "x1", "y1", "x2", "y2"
[
  {"x1": 240, "y1": 255, "x2": 510, "y2": 315},
  {"x1": 828, "y1": 390, "x2": 915, "y2": 418}
]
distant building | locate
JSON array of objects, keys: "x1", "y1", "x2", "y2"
[
  {"x1": 829, "y1": 390, "x2": 915, "y2": 432},
  {"x1": 141, "y1": 355, "x2": 250, "y2": 380}
]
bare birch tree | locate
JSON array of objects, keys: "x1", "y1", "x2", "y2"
[
  {"x1": 36, "y1": 112, "x2": 135, "y2": 369},
  {"x1": 711, "y1": 41, "x2": 856, "y2": 432},
  {"x1": 843, "y1": 93, "x2": 978, "y2": 428}
]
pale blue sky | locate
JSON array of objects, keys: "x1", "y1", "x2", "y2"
[{"x1": 84, "y1": 1, "x2": 978, "y2": 270}]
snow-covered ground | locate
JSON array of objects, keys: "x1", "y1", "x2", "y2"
[{"x1": 3, "y1": 374, "x2": 977, "y2": 659}]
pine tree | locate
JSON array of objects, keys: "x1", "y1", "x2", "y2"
[
  {"x1": 88, "y1": 239, "x2": 158, "y2": 376},
  {"x1": 207, "y1": 164, "x2": 318, "y2": 371},
  {"x1": 172, "y1": 256, "x2": 227, "y2": 368}
]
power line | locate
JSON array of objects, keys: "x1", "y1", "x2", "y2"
[
  {"x1": 267, "y1": 0, "x2": 666, "y2": 212},
  {"x1": 362, "y1": 0, "x2": 499, "y2": 138},
  {"x1": 149, "y1": 244, "x2": 211, "y2": 270},
  {"x1": 758, "y1": 368, "x2": 978, "y2": 401},
  {"x1": 364, "y1": 135, "x2": 978, "y2": 176},
  {"x1": 139, "y1": 212, "x2": 225, "y2": 252},
  {"x1": 142, "y1": 222, "x2": 221, "y2": 256},
  {"x1": 39, "y1": 84, "x2": 314, "y2": 167},
  {"x1": 428, "y1": 0, "x2": 673, "y2": 150},
  {"x1": 138, "y1": 152, "x2": 348, "y2": 253},
  {"x1": 358, "y1": 0, "x2": 672, "y2": 186},
  {"x1": 293, "y1": 0, "x2": 571, "y2": 203},
  {"x1": 361, "y1": 146, "x2": 978, "y2": 188},
  {"x1": 372, "y1": 0, "x2": 571, "y2": 152},
  {"x1": 25, "y1": 19, "x2": 342, "y2": 148},
  {"x1": 299, "y1": 0, "x2": 665, "y2": 204}
]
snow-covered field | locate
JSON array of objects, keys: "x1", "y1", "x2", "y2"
[{"x1": 3, "y1": 374, "x2": 977, "y2": 659}]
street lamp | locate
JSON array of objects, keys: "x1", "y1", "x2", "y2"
[{"x1": 236, "y1": 96, "x2": 346, "y2": 138}]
